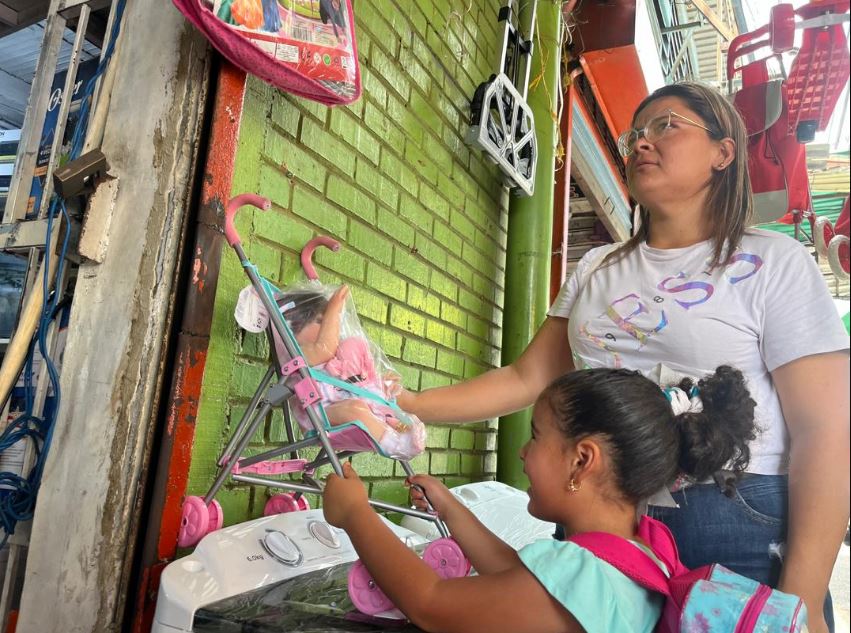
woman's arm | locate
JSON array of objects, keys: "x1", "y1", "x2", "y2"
[
  {"x1": 772, "y1": 351, "x2": 850, "y2": 633},
  {"x1": 397, "y1": 316, "x2": 574, "y2": 423},
  {"x1": 324, "y1": 466, "x2": 580, "y2": 633}
]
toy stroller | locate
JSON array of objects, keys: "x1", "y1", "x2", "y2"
[{"x1": 178, "y1": 193, "x2": 470, "y2": 617}]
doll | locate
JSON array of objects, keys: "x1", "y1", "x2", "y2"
[{"x1": 235, "y1": 284, "x2": 425, "y2": 459}]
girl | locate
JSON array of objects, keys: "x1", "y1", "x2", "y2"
[
  {"x1": 324, "y1": 366, "x2": 759, "y2": 633},
  {"x1": 397, "y1": 82, "x2": 849, "y2": 632}
]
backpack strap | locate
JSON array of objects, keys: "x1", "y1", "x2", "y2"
[{"x1": 568, "y1": 516, "x2": 685, "y2": 597}]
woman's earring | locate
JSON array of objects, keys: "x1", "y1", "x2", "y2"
[{"x1": 568, "y1": 478, "x2": 581, "y2": 493}]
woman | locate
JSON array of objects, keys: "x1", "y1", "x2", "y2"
[{"x1": 399, "y1": 82, "x2": 849, "y2": 632}]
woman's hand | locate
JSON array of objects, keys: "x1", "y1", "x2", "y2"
[
  {"x1": 407, "y1": 474, "x2": 463, "y2": 523},
  {"x1": 323, "y1": 462, "x2": 369, "y2": 529}
]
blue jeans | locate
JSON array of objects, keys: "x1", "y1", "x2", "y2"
[{"x1": 647, "y1": 474, "x2": 834, "y2": 632}]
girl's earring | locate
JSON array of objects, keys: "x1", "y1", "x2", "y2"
[{"x1": 568, "y1": 478, "x2": 581, "y2": 493}]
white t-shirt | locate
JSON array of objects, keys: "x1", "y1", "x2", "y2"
[{"x1": 548, "y1": 229, "x2": 849, "y2": 475}]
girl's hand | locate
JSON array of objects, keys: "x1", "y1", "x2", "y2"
[
  {"x1": 407, "y1": 474, "x2": 462, "y2": 522},
  {"x1": 323, "y1": 462, "x2": 369, "y2": 529}
]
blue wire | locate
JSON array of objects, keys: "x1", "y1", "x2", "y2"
[{"x1": 0, "y1": 0, "x2": 127, "y2": 541}]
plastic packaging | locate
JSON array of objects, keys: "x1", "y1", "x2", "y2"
[
  {"x1": 173, "y1": 0, "x2": 361, "y2": 105},
  {"x1": 235, "y1": 282, "x2": 426, "y2": 460}
]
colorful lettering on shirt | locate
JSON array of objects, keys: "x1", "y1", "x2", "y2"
[
  {"x1": 657, "y1": 273, "x2": 714, "y2": 310},
  {"x1": 576, "y1": 250, "x2": 765, "y2": 361},
  {"x1": 725, "y1": 253, "x2": 764, "y2": 285},
  {"x1": 606, "y1": 293, "x2": 669, "y2": 346}
]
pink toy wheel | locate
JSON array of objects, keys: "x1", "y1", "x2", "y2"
[
  {"x1": 348, "y1": 560, "x2": 395, "y2": 615},
  {"x1": 815, "y1": 216, "x2": 835, "y2": 257},
  {"x1": 422, "y1": 538, "x2": 471, "y2": 579},
  {"x1": 207, "y1": 499, "x2": 224, "y2": 532},
  {"x1": 769, "y1": 3, "x2": 795, "y2": 53},
  {"x1": 178, "y1": 496, "x2": 210, "y2": 548},
  {"x1": 263, "y1": 492, "x2": 310, "y2": 516}
]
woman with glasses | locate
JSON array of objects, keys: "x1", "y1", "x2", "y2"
[{"x1": 399, "y1": 82, "x2": 848, "y2": 633}]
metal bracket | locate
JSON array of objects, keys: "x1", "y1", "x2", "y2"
[
  {"x1": 53, "y1": 149, "x2": 108, "y2": 199},
  {"x1": 466, "y1": 1, "x2": 538, "y2": 196}
]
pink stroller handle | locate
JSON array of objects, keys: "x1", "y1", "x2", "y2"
[
  {"x1": 224, "y1": 194, "x2": 271, "y2": 247},
  {"x1": 301, "y1": 236, "x2": 341, "y2": 280}
]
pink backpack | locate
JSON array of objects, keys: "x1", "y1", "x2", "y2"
[{"x1": 569, "y1": 515, "x2": 807, "y2": 633}]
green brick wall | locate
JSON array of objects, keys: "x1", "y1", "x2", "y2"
[{"x1": 186, "y1": 0, "x2": 509, "y2": 524}]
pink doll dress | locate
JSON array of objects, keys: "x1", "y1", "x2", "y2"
[{"x1": 285, "y1": 336, "x2": 426, "y2": 461}]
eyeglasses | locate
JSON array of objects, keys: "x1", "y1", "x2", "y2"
[{"x1": 617, "y1": 110, "x2": 713, "y2": 158}]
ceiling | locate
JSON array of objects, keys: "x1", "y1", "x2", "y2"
[{"x1": 0, "y1": 2, "x2": 110, "y2": 130}]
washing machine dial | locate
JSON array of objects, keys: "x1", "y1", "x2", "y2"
[
  {"x1": 261, "y1": 530, "x2": 303, "y2": 566},
  {"x1": 308, "y1": 520, "x2": 340, "y2": 549}
]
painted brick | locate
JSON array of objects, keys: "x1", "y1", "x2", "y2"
[
  {"x1": 270, "y1": 96, "x2": 301, "y2": 137},
  {"x1": 399, "y1": 193, "x2": 433, "y2": 234},
  {"x1": 263, "y1": 137, "x2": 327, "y2": 193},
  {"x1": 436, "y1": 349, "x2": 465, "y2": 375},
  {"x1": 349, "y1": 221, "x2": 393, "y2": 266},
  {"x1": 429, "y1": 269, "x2": 458, "y2": 302},
  {"x1": 377, "y1": 207, "x2": 414, "y2": 247},
  {"x1": 402, "y1": 339, "x2": 437, "y2": 368},
  {"x1": 240, "y1": 330, "x2": 269, "y2": 361},
  {"x1": 353, "y1": 452, "x2": 395, "y2": 478},
  {"x1": 426, "y1": 319, "x2": 455, "y2": 348},
  {"x1": 350, "y1": 287, "x2": 389, "y2": 324},
  {"x1": 389, "y1": 304, "x2": 426, "y2": 337},
  {"x1": 327, "y1": 175, "x2": 377, "y2": 224},
  {"x1": 386, "y1": 94, "x2": 423, "y2": 147},
  {"x1": 231, "y1": 361, "x2": 272, "y2": 401},
  {"x1": 291, "y1": 187, "x2": 348, "y2": 238},
  {"x1": 450, "y1": 429, "x2": 475, "y2": 451},
  {"x1": 429, "y1": 452, "x2": 460, "y2": 475},
  {"x1": 393, "y1": 246, "x2": 430, "y2": 284},
  {"x1": 300, "y1": 118, "x2": 356, "y2": 175},
  {"x1": 474, "y1": 431, "x2": 497, "y2": 452},
  {"x1": 403, "y1": 142, "x2": 439, "y2": 187},
  {"x1": 418, "y1": 182, "x2": 449, "y2": 221},
  {"x1": 426, "y1": 425, "x2": 450, "y2": 449},
  {"x1": 420, "y1": 371, "x2": 451, "y2": 390},
  {"x1": 252, "y1": 204, "x2": 312, "y2": 250},
  {"x1": 432, "y1": 222, "x2": 462, "y2": 259},
  {"x1": 367, "y1": 264, "x2": 407, "y2": 301},
  {"x1": 460, "y1": 453, "x2": 484, "y2": 475},
  {"x1": 407, "y1": 285, "x2": 440, "y2": 318},
  {"x1": 313, "y1": 246, "x2": 366, "y2": 283}
]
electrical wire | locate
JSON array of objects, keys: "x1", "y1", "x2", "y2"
[{"x1": 0, "y1": 0, "x2": 127, "y2": 547}]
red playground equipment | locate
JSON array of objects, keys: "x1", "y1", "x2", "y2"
[{"x1": 727, "y1": 0, "x2": 850, "y2": 282}]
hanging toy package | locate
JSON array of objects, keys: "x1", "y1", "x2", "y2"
[
  {"x1": 173, "y1": 0, "x2": 361, "y2": 105},
  {"x1": 235, "y1": 281, "x2": 426, "y2": 461}
]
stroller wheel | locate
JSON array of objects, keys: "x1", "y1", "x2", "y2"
[
  {"x1": 815, "y1": 216, "x2": 835, "y2": 257},
  {"x1": 348, "y1": 559, "x2": 395, "y2": 615},
  {"x1": 263, "y1": 492, "x2": 310, "y2": 516},
  {"x1": 422, "y1": 538, "x2": 471, "y2": 579},
  {"x1": 178, "y1": 496, "x2": 218, "y2": 548},
  {"x1": 207, "y1": 499, "x2": 224, "y2": 532}
]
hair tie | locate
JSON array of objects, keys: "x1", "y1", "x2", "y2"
[{"x1": 663, "y1": 386, "x2": 704, "y2": 416}]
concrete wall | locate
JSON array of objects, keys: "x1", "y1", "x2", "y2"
[{"x1": 185, "y1": 0, "x2": 512, "y2": 521}]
